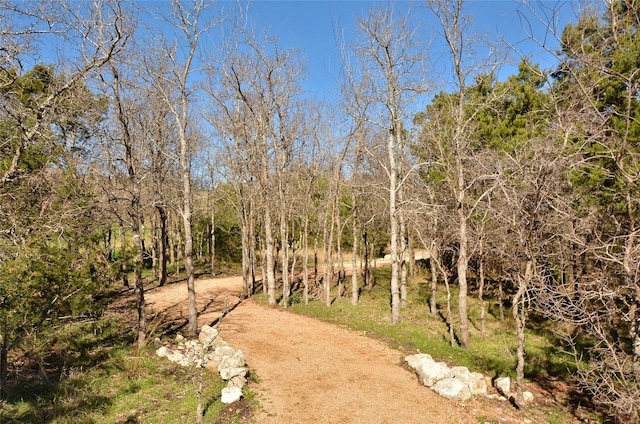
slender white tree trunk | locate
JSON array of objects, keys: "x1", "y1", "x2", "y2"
[
  {"x1": 513, "y1": 259, "x2": 532, "y2": 407},
  {"x1": 265, "y1": 203, "x2": 276, "y2": 305},
  {"x1": 388, "y1": 131, "x2": 401, "y2": 325},
  {"x1": 182, "y1": 166, "x2": 197, "y2": 335},
  {"x1": 351, "y1": 203, "x2": 359, "y2": 306},
  {"x1": 443, "y1": 266, "x2": 455, "y2": 347},
  {"x1": 429, "y1": 240, "x2": 439, "y2": 315},
  {"x1": 303, "y1": 215, "x2": 310, "y2": 304},
  {"x1": 399, "y1": 193, "x2": 408, "y2": 306},
  {"x1": 479, "y1": 242, "x2": 486, "y2": 336},
  {"x1": 280, "y1": 212, "x2": 290, "y2": 307},
  {"x1": 456, "y1": 155, "x2": 470, "y2": 348}
]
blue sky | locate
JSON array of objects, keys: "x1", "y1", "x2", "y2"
[
  {"x1": 26, "y1": 1, "x2": 578, "y2": 101},
  {"x1": 242, "y1": 1, "x2": 578, "y2": 98}
]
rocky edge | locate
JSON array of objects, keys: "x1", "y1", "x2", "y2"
[{"x1": 156, "y1": 324, "x2": 247, "y2": 404}]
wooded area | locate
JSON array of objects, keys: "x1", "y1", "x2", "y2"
[{"x1": 1, "y1": 0, "x2": 639, "y2": 421}]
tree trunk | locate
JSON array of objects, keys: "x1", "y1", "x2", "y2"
[
  {"x1": 323, "y1": 204, "x2": 334, "y2": 307},
  {"x1": 303, "y1": 215, "x2": 310, "y2": 304},
  {"x1": 479, "y1": 255, "x2": 486, "y2": 336},
  {"x1": 156, "y1": 205, "x2": 168, "y2": 287},
  {"x1": 399, "y1": 203, "x2": 408, "y2": 307},
  {"x1": 280, "y1": 211, "x2": 290, "y2": 307},
  {"x1": 240, "y1": 199, "x2": 251, "y2": 294},
  {"x1": 364, "y1": 231, "x2": 371, "y2": 290},
  {"x1": 133, "y1": 229, "x2": 146, "y2": 348},
  {"x1": 182, "y1": 190, "x2": 197, "y2": 335},
  {"x1": 129, "y1": 174, "x2": 145, "y2": 348},
  {"x1": 112, "y1": 64, "x2": 145, "y2": 347},
  {"x1": 351, "y1": 207, "x2": 359, "y2": 306},
  {"x1": 180, "y1": 159, "x2": 197, "y2": 333},
  {"x1": 498, "y1": 277, "x2": 505, "y2": 321},
  {"x1": 210, "y1": 204, "x2": 215, "y2": 278},
  {"x1": 429, "y1": 241, "x2": 438, "y2": 315},
  {"x1": 325, "y1": 162, "x2": 341, "y2": 306},
  {"x1": 265, "y1": 204, "x2": 276, "y2": 305},
  {"x1": 623, "y1": 190, "x2": 640, "y2": 378},
  {"x1": 260, "y1": 235, "x2": 267, "y2": 296},
  {"x1": 409, "y1": 237, "x2": 416, "y2": 277},
  {"x1": 249, "y1": 200, "x2": 256, "y2": 295},
  {"x1": 151, "y1": 215, "x2": 159, "y2": 280},
  {"x1": 336, "y1": 205, "x2": 344, "y2": 299},
  {"x1": 290, "y1": 238, "x2": 297, "y2": 292},
  {"x1": 169, "y1": 219, "x2": 176, "y2": 269},
  {"x1": 513, "y1": 258, "x2": 532, "y2": 408},
  {"x1": 457, "y1": 182, "x2": 470, "y2": 349},
  {"x1": 478, "y1": 239, "x2": 485, "y2": 335},
  {"x1": 443, "y1": 267, "x2": 455, "y2": 348},
  {"x1": 119, "y1": 222, "x2": 130, "y2": 289},
  {"x1": 313, "y1": 235, "x2": 318, "y2": 288},
  {"x1": 389, "y1": 131, "x2": 401, "y2": 325}
]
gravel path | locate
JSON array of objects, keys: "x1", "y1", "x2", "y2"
[{"x1": 145, "y1": 275, "x2": 524, "y2": 424}]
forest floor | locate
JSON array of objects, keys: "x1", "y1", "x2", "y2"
[{"x1": 144, "y1": 274, "x2": 564, "y2": 424}]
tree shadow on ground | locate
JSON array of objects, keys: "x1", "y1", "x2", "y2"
[{"x1": 1, "y1": 318, "x2": 133, "y2": 424}]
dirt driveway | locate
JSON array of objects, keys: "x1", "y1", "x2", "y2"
[{"x1": 145, "y1": 275, "x2": 526, "y2": 424}]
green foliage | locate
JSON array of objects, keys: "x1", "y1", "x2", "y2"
[
  {"x1": 0, "y1": 64, "x2": 106, "y2": 176},
  {"x1": 544, "y1": 3, "x2": 640, "y2": 419},
  {"x1": 555, "y1": 0, "x2": 640, "y2": 211},
  {"x1": 0, "y1": 229, "x2": 115, "y2": 384},
  {"x1": 477, "y1": 62, "x2": 550, "y2": 153},
  {"x1": 0, "y1": 64, "x2": 112, "y2": 386},
  {"x1": 413, "y1": 60, "x2": 552, "y2": 194}
]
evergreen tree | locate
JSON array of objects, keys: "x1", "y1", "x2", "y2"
[
  {"x1": 0, "y1": 65, "x2": 111, "y2": 392},
  {"x1": 550, "y1": 0, "x2": 640, "y2": 419}
]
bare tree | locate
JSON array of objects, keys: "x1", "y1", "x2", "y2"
[
  {"x1": 143, "y1": 0, "x2": 222, "y2": 335},
  {"x1": 493, "y1": 135, "x2": 566, "y2": 407},
  {"x1": 207, "y1": 22, "x2": 307, "y2": 306},
  {"x1": 351, "y1": 4, "x2": 427, "y2": 324},
  {"x1": 99, "y1": 51, "x2": 150, "y2": 348},
  {"x1": 419, "y1": 0, "x2": 501, "y2": 347}
]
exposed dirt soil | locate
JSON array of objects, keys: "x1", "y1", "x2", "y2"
[{"x1": 144, "y1": 275, "x2": 566, "y2": 424}]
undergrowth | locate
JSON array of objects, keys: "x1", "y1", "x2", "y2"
[{"x1": 0, "y1": 316, "x2": 248, "y2": 423}]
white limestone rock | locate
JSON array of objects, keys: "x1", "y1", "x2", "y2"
[
  {"x1": 211, "y1": 336, "x2": 230, "y2": 349},
  {"x1": 220, "y1": 367, "x2": 248, "y2": 381},
  {"x1": 405, "y1": 354, "x2": 450, "y2": 387},
  {"x1": 469, "y1": 372, "x2": 488, "y2": 396},
  {"x1": 214, "y1": 345, "x2": 236, "y2": 359},
  {"x1": 228, "y1": 375, "x2": 247, "y2": 389},
  {"x1": 221, "y1": 386, "x2": 243, "y2": 404},
  {"x1": 158, "y1": 346, "x2": 188, "y2": 365},
  {"x1": 185, "y1": 339, "x2": 200, "y2": 350},
  {"x1": 447, "y1": 366, "x2": 471, "y2": 384},
  {"x1": 421, "y1": 361, "x2": 450, "y2": 387},
  {"x1": 156, "y1": 346, "x2": 169, "y2": 358},
  {"x1": 405, "y1": 353, "x2": 433, "y2": 370},
  {"x1": 494, "y1": 377, "x2": 511, "y2": 396},
  {"x1": 219, "y1": 350, "x2": 245, "y2": 371},
  {"x1": 432, "y1": 377, "x2": 472, "y2": 401},
  {"x1": 199, "y1": 325, "x2": 219, "y2": 346},
  {"x1": 156, "y1": 332, "x2": 250, "y2": 405}
]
